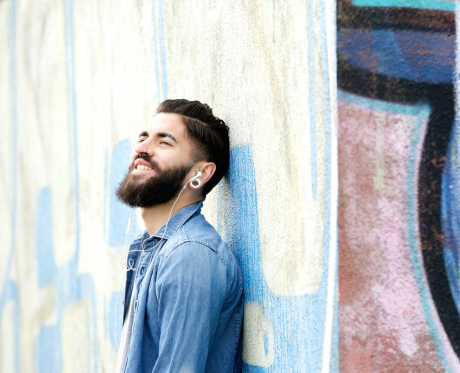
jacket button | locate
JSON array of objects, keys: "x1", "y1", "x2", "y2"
[{"x1": 140, "y1": 267, "x2": 144, "y2": 275}]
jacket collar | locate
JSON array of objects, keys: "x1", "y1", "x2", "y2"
[{"x1": 141, "y1": 201, "x2": 202, "y2": 243}]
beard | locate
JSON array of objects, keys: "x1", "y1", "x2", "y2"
[{"x1": 116, "y1": 156, "x2": 193, "y2": 208}]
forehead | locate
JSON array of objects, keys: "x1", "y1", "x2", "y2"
[{"x1": 144, "y1": 113, "x2": 187, "y2": 138}]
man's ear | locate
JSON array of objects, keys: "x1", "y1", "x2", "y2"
[{"x1": 196, "y1": 162, "x2": 216, "y2": 186}]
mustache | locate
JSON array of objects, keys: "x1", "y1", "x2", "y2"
[{"x1": 131, "y1": 153, "x2": 161, "y2": 171}]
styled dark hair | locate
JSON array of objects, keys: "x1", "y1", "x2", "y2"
[{"x1": 157, "y1": 99, "x2": 230, "y2": 195}]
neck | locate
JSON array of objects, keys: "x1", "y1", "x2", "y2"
[{"x1": 140, "y1": 191, "x2": 203, "y2": 236}]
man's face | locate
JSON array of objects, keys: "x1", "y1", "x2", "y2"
[{"x1": 116, "y1": 113, "x2": 196, "y2": 207}]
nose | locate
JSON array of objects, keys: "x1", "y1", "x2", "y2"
[
  {"x1": 134, "y1": 141, "x2": 153, "y2": 157},
  {"x1": 131, "y1": 142, "x2": 153, "y2": 165}
]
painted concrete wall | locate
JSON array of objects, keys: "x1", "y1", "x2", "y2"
[
  {"x1": 338, "y1": 0, "x2": 460, "y2": 371},
  {"x1": 0, "y1": 1, "x2": 338, "y2": 372}
]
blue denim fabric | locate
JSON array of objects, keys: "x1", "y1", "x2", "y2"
[{"x1": 121, "y1": 202, "x2": 243, "y2": 373}]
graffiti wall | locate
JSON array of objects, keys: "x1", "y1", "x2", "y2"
[
  {"x1": 338, "y1": 0, "x2": 460, "y2": 371},
  {"x1": 0, "y1": 0, "x2": 338, "y2": 372}
]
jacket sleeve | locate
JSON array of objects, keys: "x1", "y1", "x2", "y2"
[{"x1": 152, "y1": 241, "x2": 227, "y2": 373}]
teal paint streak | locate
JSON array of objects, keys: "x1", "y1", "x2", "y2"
[
  {"x1": 318, "y1": 0, "x2": 337, "y2": 368},
  {"x1": 406, "y1": 105, "x2": 453, "y2": 373},
  {"x1": 329, "y1": 233, "x2": 340, "y2": 373},
  {"x1": 338, "y1": 90, "x2": 425, "y2": 116},
  {"x1": 352, "y1": 0, "x2": 455, "y2": 11},
  {"x1": 441, "y1": 119, "x2": 460, "y2": 313}
]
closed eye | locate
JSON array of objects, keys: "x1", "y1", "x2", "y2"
[{"x1": 138, "y1": 131, "x2": 149, "y2": 143}]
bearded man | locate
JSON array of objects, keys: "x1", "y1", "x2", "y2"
[{"x1": 115, "y1": 99, "x2": 243, "y2": 373}]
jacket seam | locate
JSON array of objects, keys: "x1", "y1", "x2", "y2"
[{"x1": 159, "y1": 239, "x2": 232, "y2": 295}]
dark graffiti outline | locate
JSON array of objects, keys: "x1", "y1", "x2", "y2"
[{"x1": 338, "y1": 0, "x2": 460, "y2": 359}]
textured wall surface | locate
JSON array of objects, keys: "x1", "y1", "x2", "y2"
[
  {"x1": 0, "y1": 0, "x2": 338, "y2": 372},
  {"x1": 338, "y1": 0, "x2": 460, "y2": 371}
]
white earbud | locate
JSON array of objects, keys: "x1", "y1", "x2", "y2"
[{"x1": 187, "y1": 171, "x2": 203, "y2": 189}]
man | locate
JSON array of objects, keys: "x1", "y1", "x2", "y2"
[{"x1": 115, "y1": 99, "x2": 243, "y2": 373}]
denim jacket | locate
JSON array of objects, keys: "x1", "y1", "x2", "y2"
[{"x1": 121, "y1": 202, "x2": 243, "y2": 373}]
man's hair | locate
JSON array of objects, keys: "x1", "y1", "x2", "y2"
[{"x1": 157, "y1": 99, "x2": 230, "y2": 195}]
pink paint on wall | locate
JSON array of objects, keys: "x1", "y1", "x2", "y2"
[{"x1": 338, "y1": 94, "x2": 450, "y2": 372}]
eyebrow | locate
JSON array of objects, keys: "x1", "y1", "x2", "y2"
[
  {"x1": 139, "y1": 131, "x2": 149, "y2": 139},
  {"x1": 138, "y1": 131, "x2": 178, "y2": 143},
  {"x1": 157, "y1": 132, "x2": 178, "y2": 143}
]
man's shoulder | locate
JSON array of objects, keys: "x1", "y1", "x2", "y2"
[
  {"x1": 160, "y1": 212, "x2": 242, "y2": 284},
  {"x1": 163, "y1": 212, "x2": 224, "y2": 255},
  {"x1": 182, "y1": 213, "x2": 222, "y2": 243}
]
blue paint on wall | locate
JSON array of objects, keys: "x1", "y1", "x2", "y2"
[
  {"x1": 318, "y1": 0, "x2": 334, "y2": 193},
  {"x1": 0, "y1": 2, "x2": 20, "y2": 371},
  {"x1": 329, "y1": 270, "x2": 340, "y2": 373},
  {"x1": 103, "y1": 149, "x2": 109, "y2": 237},
  {"x1": 225, "y1": 145, "x2": 337, "y2": 372},
  {"x1": 318, "y1": 2, "x2": 337, "y2": 368},
  {"x1": 0, "y1": 0, "x2": 18, "y2": 317},
  {"x1": 216, "y1": 180, "x2": 224, "y2": 235},
  {"x1": 352, "y1": 0, "x2": 455, "y2": 11},
  {"x1": 337, "y1": 29, "x2": 455, "y2": 84},
  {"x1": 152, "y1": 0, "x2": 168, "y2": 102},
  {"x1": 152, "y1": 0, "x2": 162, "y2": 104},
  {"x1": 1, "y1": 280, "x2": 20, "y2": 373},
  {"x1": 158, "y1": 0, "x2": 168, "y2": 99},
  {"x1": 37, "y1": 188, "x2": 56, "y2": 287},
  {"x1": 339, "y1": 89, "x2": 427, "y2": 115},
  {"x1": 441, "y1": 118, "x2": 460, "y2": 314},
  {"x1": 306, "y1": 0, "x2": 318, "y2": 199},
  {"x1": 37, "y1": 325, "x2": 62, "y2": 373},
  {"x1": 34, "y1": 3, "x2": 100, "y2": 370},
  {"x1": 62, "y1": 0, "x2": 80, "y2": 233},
  {"x1": 36, "y1": 187, "x2": 100, "y2": 373},
  {"x1": 108, "y1": 139, "x2": 141, "y2": 247},
  {"x1": 224, "y1": 146, "x2": 262, "y2": 303}
]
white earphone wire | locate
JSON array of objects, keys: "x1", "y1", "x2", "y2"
[{"x1": 114, "y1": 173, "x2": 200, "y2": 349}]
